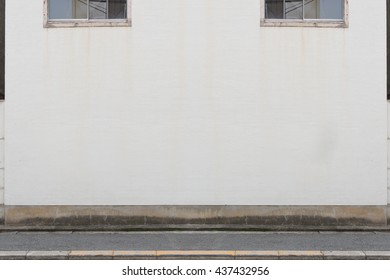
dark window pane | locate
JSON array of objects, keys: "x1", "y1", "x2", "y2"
[
  {"x1": 265, "y1": 0, "x2": 284, "y2": 19},
  {"x1": 89, "y1": 0, "x2": 108, "y2": 19},
  {"x1": 108, "y1": 0, "x2": 127, "y2": 19},
  {"x1": 285, "y1": 0, "x2": 303, "y2": 19},
  {"x1": 89, "y1": 0, "x2": 127, "y2": 19}
]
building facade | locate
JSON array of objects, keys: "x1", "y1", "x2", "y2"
[{"x1": 0, "y1": 1, "x2": 388, "y2": 229}]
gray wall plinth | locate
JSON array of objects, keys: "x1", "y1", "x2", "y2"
[
  {"x1": 0, "y1": 206, "x2": 4, "y2": 225},
  {"x1": 2, "y1": 205, "x2": 388, "y2": 230}
]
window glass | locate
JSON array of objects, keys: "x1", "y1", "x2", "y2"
[
  {"x1": 318, "y1": 0, "x2": 343, "y2": 19},
  {"x1": 265, "y1": 0, "x2": 284, "y2": 19},
  {"x1": 285, "y1": 0, "x2": 303, "y2": 19},
  {"x1": 108, "y1": 0, "x2": 127, "y2": 19},
  {"x1": 49, "y1": 0, "x2": 127, "y2": 20},
  {"x1": 89, "y1": 0, "x2": 107, "y2": 19},
  {"x1": 304, "y1": 0, "x2": 319, "y2": 19},
  {"x1": 304, "y1": 0, "x2": 343, "y2": 19},
  {"x1": 265, "y1": 0, "x2": 344, "y2": 20},
  {"x1": 75, "y1": 0, "x2": 88, "y2": 19},
  {"x1": 49, "y1": 0, "x2": 87, "y2": 19}
]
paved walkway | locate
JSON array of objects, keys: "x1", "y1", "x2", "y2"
[{"x1": 1, "y1": 231, "x2": 390, "y2": 259}]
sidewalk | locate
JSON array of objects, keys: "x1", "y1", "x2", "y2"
[{"x1": 1, "y1": 231, "x2": 390, "y2": 260}]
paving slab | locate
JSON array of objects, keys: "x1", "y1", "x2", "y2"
[
  {"x1": 113, "y1": 250, "x2": 157, "y2": 260},
  {"x1": 0, "y1": 231, "x2": 17, "y2": 235},
  {"x1": 278, "y1": 251, "x2": 323, "y2": 260},
  {"x1": 157, "y1": 250, "x2": 235, "y2": 260},
  {"x1": 0, "y1": 249, "x2": 390, "y2": 260},
  {"x1": 322, "y1": 251, "x2": 366, "y2": 260},
  {"x1": 235, "y1": 250, "x2": 279, "y2": 260},
  {"x1": 26, "y1": 251, "x2": 69, "y2": 260},
  {"x1": 0, "y1": 251, "x2": 27, "y2": 260},
  {"x1": 69, "y1": 250, "x2": 114, "y2": 260},
  {"x1": 364, "y1": 251, "x2": 390, "y2": 260}
]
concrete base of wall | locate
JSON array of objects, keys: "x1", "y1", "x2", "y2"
[
  {"x1": 387, "y1": 206, "x2": 390, "y2": 226},
  {"x1": 0, "y1": 206, "x2": 4, "y2": 225},
  {"x1": 0, "y1": 205, "x2": 388, "y2": 230}
]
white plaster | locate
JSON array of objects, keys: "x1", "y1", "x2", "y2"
[
  {"x1": 0, "y1": 139, "x2": 3, "y2": 169},
  {"x1": 388, "y1": 141, "x2": 390, "y2": 173},
  {"x1": 0, "y1": 168, "x2": 3, "y2": 205},
  {"x1": 388, "y1": 169, "x2": 390, "y2": 189},
  {"x1": 4, "y1": 1, "x2": 388, "y2": 205},
  {"x1": 387, "y1": 102, "x2": 390, "y2": 139},
  {"x1": 388, "y1": 189, "x2": 390, "y2": 205},
  {"x1": 0, "y1": 169, "x2": 3, "y2": 189},
  {"x1": 387, "y1": 147, "x2": 390, "y2": 205},
  {"x1": 387, "y1": 103, "x2": 390, "y2": 203},
  {"x1": 0, "y1": 102, "x2": 4, "y2": 139}
]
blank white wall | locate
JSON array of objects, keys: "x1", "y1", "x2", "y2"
[
  {"x1": 4, "y1": 1, "x2": 387, "y2": 205},
  {"x1": 388, "y1": 102, "x2": 390, "y2": 204}
]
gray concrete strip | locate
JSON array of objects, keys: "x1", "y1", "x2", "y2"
[
  {"x1": 69, "y1": 250, "x2": 114, "y2": 260},
  {"x1": 18, "y1": 231, "x2": 53, "y2": 235},
  {"x1": 278, "y1": 251, "x2": 323, "y2": 260},
  {"x1": 0, "y1": 231, "x2": 18, "y2": 235},
  {"x1": 156, "y1": 250, "x2": 235, "y2": 260},
  {"x1": 322, "y1": 251, "x2": 366, "y2": 260},
  {"x1": 113, "y1": 251, "x2": 157, "y2": 260},
  {"x1": 0, "y1": 251, "x2": 27, "y2": 260},
  {"x1": 1, "y1": 250, "x2": 390, "y2": 260},
  {"x1": 364, "y1": 251, "x2": 390, "y2": 260},
  {"x1": 235, "y1": 251, "x2": 279, "y2": 260},
  {"x1": 3, "y1": 231, "x2": 390, "y2": 251},
  {"x1": 26, "y1": 251, "x2": 69, "y2": 260}
]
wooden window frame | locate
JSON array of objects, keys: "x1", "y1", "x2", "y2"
[
  {"x1": 43, "y1": 0, "x2": 132, "y2": 28},
  {"x1": 261, "y1": 0, "x2": 349, "y2": 28}
]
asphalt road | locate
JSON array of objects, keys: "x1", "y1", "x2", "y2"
[{"x1": 0, "y1": 231, "x2": 390, "y2": 251}]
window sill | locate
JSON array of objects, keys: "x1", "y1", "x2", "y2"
[
  {"x1": 260, "y1": 19, "x2": 348, "y2": 28},
  {"x1": 44, "y1": 19, "x2": 131, "y2": 28}
]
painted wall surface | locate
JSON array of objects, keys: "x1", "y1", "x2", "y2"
[
  {"x1": 0, "y1": 0, "x2": 4, "y2": 100},
  {"x1": 0, "y1": 101, "x2": 3, "y2": 205},
  {"x1": 4, "y1": 1, "x2": 387, "y2": 205},
  {"x1": 388, "y1": 102, "x2": 390, "y2": 205}
]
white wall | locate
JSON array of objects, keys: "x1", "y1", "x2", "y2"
[
  {"x1": 388, "y1": 102, "x2": 390, "y2": 204},
  {"x1": 4, "y1": 1, "x2": 387, "y2": 205}
]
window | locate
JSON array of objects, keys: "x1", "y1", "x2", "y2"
[
  {"x1": 44, "y1": 0, "x2": 131, "y2": 28},
  {"x1": 262, "y1": 0, "x2": 348, "y2": 27}
]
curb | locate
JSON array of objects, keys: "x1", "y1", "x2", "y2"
[{"x1": 0, "y1": 250, "x2": 390, "y2": 260}]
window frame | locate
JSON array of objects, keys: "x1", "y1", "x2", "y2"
[
  {"x1": 43, "y1": 0, "x2": 132, "y2": 28},
  {"x1": 260, "y1": 0, "x2": 349, "y2": 28}
]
